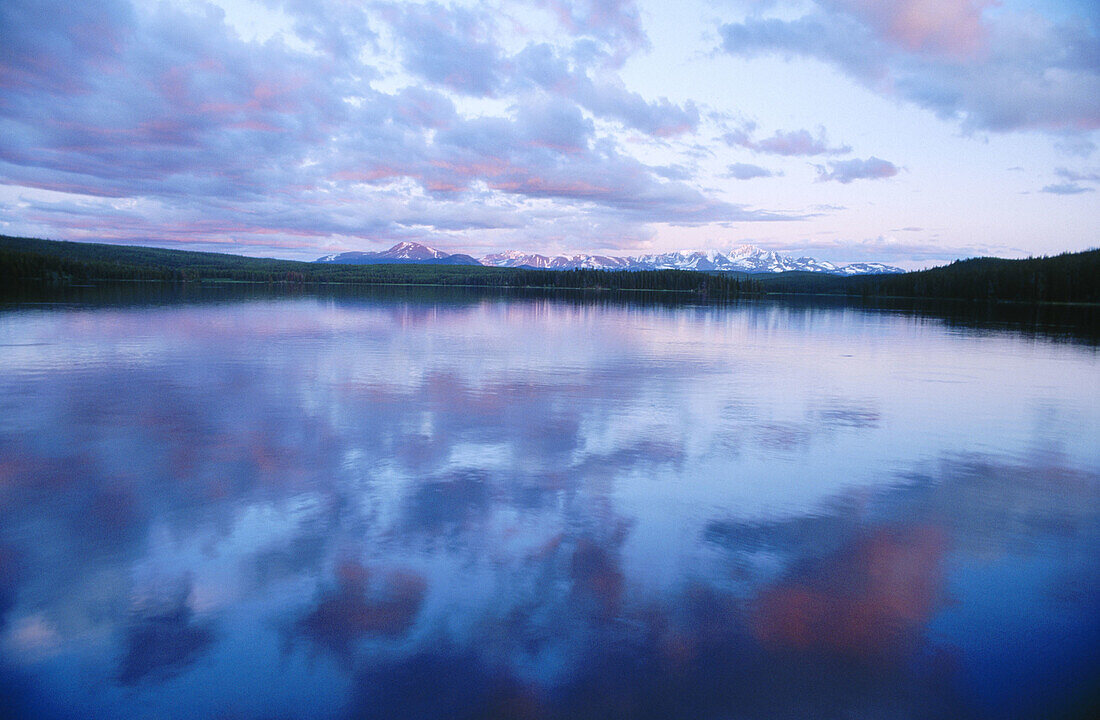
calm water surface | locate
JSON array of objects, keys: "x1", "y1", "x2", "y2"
[{"x1": 0, "y1": 289, "x2": 1097, "y2": 719}]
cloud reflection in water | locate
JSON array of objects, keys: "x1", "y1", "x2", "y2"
[{"x1": 0, "y1": 294, "x2": 1096, "y2": 719}]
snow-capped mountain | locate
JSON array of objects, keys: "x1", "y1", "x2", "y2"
[
  {"x1": 316, "y1": 242, "x2": 481, "y2": 266},
  {"x1": 480, "y1": 251, "x2": 636, "y2": 270},
  {"x1": 482, "y1": 245, "x2": 904, "y2": 275},
  {"x1": 316, "y1": 242, "x2": 904, "y2": 275},
  {"x1": 833, "y1": 262, "x2": 904, "y2": 276}
]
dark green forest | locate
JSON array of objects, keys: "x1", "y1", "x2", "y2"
[
  {"x1": 2, "y1": 235, "x2": 1097, "y2": 304},
  {"x1": 0, "y1": 235, "x2": 757, "y2": 298},
  {"x1": 755, "y1": 250, "x2": 1100, "y2": 304}
]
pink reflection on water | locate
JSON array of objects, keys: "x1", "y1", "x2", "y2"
[{"x1": 752, "y1": 524, "x2": 948, "y2": 658}]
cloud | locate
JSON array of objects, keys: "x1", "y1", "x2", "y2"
[
  {"x1": 725, "y1": 162, "x2": 776, "y2": 179},
  {"x1": 0, "y1": 0, "x2": 755, "y2": 257},
  {"x1": 654, "y1": 164, "x2": 693, "y2": 181},
  {"x1": 577, "y1": 81, "x2": 699, "y2": 136},
  {"x1": 718, "y1": 1, "x2": 1100, "y2": 134},
  {"x1": 725, "y1": 125, "x2": 851, "y2": 156},
  {"x1": 774, "y1": 234, "x2": 1014, "y2": 263},
  {"x1": 0, "y1": 0, "x2": 352, "y2": 202},
  {"x1": 392, "y1": 86, "x2": 457, "y2": 130},
  {"x1": 364, "y1": 105, "x2": 792, "y2": 224},
  {"x1": 534, "y1": 0, "x2": 649, "y2": 66},
  {"x1": 1055, "y1": 167, "x2": 1100, "y2": 183},
  {"x1": 1054, "y1": 136, "x2": 1097, "y2": 158},
  {"x1": 512, "y1": 43, "x2": 700, "y2": 136},
  {"x1": 262, "y1": 0, "x2": 377, "y2": 65},
  {"x1": 380, "y1": 2, "x2": 503, "y2": 96},
  {"x1": 1041, "y1": 182, "x2": 1094, "y2": 195},
  {"x1": 516, "y1": 96, "x2": 595, "y2": 153},
  {"x1": 824, "y1": 0, "x2": 995, "y2": 59},
  {"x1": 815, "y1": 156, "x2": 899, "y2": 183},
  {"x1": 379, "y1": 9, "x2": 695, "y2": 137}
]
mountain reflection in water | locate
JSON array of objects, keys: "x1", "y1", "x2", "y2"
[{"x1": 0, "y1": 290, "x2": 1097, "y2": 719}]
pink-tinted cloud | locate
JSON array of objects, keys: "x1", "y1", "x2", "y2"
[
  {"x1": 0, "y1": 0, "x2": 790, "y2": 258},
  {"x1": 719, "y1": 1, "x2": 1100, "y2": 133},
  {"x1": 826, "y1": 0, "x2": 996, "y2": 59}
]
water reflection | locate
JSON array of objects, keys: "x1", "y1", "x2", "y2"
[
  {"x1": 0, "y1": 290, "x2": 1097, "y2": 719},
  {"x1": 117, "y1": 579, "x2": 216, "y2": 686}
]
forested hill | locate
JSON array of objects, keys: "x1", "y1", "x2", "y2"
[
  {"x1": 757, "y1": 249, "x2": 1100, "y2": 304},
  {"x1": 0, "y1": 235, "x2": 756, "y2": 297},
  {"x1": 2, "y1": 235, "x2": 1096, "y2": 304}
]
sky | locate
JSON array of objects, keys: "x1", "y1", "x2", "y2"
[{"x1": 0, "y1": 0, "x2": 1097, "y2": 268}]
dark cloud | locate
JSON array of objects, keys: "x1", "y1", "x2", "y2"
[
  {"x1": 815, "y1": 156, "x2": 899, "y2": 183},
  {"x1": 718, "y1": 0, "x2": 1100, "y2": 134},
  {"x1": 725, "y1": 162, "x2": 777, "y2": 179}
]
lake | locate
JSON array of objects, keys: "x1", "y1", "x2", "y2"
[{"x1": 0, "y1": 286, "x2": 1097, "y2": 719}]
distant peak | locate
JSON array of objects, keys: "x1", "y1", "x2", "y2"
[
  {"x1": 379, "y1": 241, "x2": 447, "y2": 259},
  {"x1": 478, "y1": 244, "x2": 902, "y2": 275}
]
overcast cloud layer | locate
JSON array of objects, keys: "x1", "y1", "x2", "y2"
[{"x1": 0, "y1": 0, "x2": 1097, "y2": 266}]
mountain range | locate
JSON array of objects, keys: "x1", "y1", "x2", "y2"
[{"x1": 315, "y1": 242, "x2": 904, "y2": 275}]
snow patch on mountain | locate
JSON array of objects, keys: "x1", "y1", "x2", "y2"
[
  {"x1": 481, "y1": 245, "x2": 903, "y2": 275},
  {"x1": 316, "y1": 242, "x2": 904, "y2": 275}
]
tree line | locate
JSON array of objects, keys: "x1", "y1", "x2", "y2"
[
  {"x1": 3, "y1": 235, "x2": 1096, "y2": 304},
  {"x1": 0, "y1": 235, "x2": 758, "y2": 298},
  {"x1": 755, "y1": 250, "x2": 1100, "y2": 304}
]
